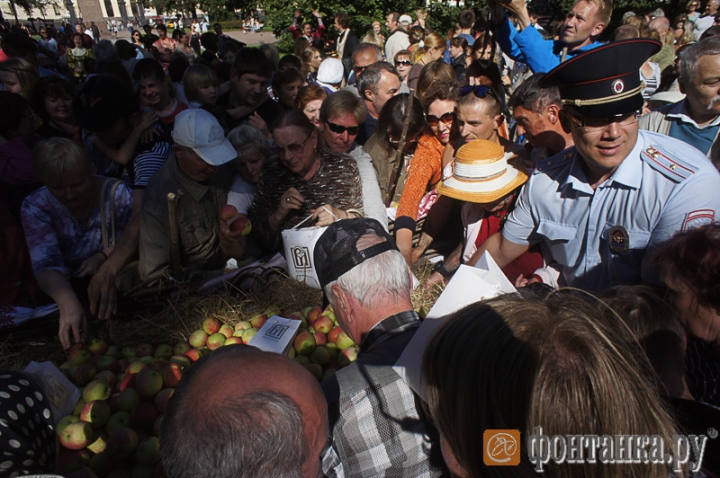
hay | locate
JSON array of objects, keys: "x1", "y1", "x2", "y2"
[{"x1": 0, "y1": 266, "x2": 442, "y2": 372}]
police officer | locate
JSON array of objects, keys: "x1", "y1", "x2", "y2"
[{"x1": 470, "y1": 39, "x2": 720, "y2": 292}]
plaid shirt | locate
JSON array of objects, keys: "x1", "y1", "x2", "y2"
[{"x1": 321, "y1": 311, "x2": 446, "y2": 478}]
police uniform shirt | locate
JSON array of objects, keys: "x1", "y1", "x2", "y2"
[{"x1": 502, "y1": 130, "x2": 720, "y2": 292}]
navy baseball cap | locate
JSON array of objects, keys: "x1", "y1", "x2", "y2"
[
  {"x1": 313, "y1": 218, "x2": 397, "y2": 290},
  {"x1": 540, "y1": 39, "x2": 662, "y2": 118}
]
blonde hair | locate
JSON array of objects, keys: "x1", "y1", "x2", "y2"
[
  {"x1": 411, "y1": 32, "x2": 445, "y2": 64},
  {"x1": 422, "y1": 292, "x2": 679, "y2": 478},
  {"x1": 0, "y1": 58, "x2": 39, "y2": 102},
  {"x1": 32, "y1": 138, "x2": 91, "y2": 187},
  {"x1": 182, "y1": 64, "x2": 220, "y2": 104},
  {"x1": 584, "y1": 0, "x2": 613, "y2": 26},
  {"x1": 361, "y1": 31, "x2": 385, "y2": 49}
]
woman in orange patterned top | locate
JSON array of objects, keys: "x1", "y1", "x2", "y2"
[{"x1": 395, "y1": 80, "x2": 459, "y2": 264}]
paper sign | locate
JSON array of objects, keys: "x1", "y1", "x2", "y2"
[
  {"x1": 248, "y1": 316, "x2": 301, "y2": 355},
  {"x1": 394, "y1": 252, "x2": 517, "y2": 400},
  {"x1": 23, "y1": 361, "x2": 81, "y2": 425}
]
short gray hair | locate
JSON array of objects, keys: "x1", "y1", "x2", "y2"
[
  {"x1": 227, "y1": 125, "x2": 270, "y2": 160},
  {"x1": 324, "y1": 233, "x2": 411, "y2": 309},
  {"x1": 353, "y1": 43, "x2": 383, "y2": 63},
  {"x1": 680, "y1": 35, "x2": 720, "y2": 83},
  {"x1": 357, "y1": 62, "x2": 399, "y2": 100},
  {"x1": 161, "y1": 389, "x2": 306, "y2": 478}
]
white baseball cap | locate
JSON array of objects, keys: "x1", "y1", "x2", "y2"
[
  {"x1": 172, "y1": 109, "x2": 237, "y2": 166},
  {"x1": 399, "y1": 14, "x2": 412, "y2": 26}
]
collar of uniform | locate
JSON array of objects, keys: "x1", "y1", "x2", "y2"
[
  {"x1": 360, "y1": 310, "x2": 420, "y2": 354},
  {"x1": 666, "y1": 99, "x2": 720, "y2": 128},
  {"x1": 563, "y1": 132, "x2": 644, "y2": 191},
  {"x1": 170, "y1": 153, "x2": 211, "y2": 201}
]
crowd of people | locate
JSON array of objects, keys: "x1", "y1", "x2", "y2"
[{"x1": 2, "y1": 0, "x2": 720, "y2": 475}]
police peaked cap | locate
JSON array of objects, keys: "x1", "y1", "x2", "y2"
[{"x1": 540, "y1": 39, "x2": 662, "y2": 118}]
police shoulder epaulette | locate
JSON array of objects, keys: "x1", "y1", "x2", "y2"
[
  {"x1": 534, "y1": 149, "x2": 575, "y2": 172},
  {"x1": 641, "y1": 145, "x2": 697, "y2": 182}
]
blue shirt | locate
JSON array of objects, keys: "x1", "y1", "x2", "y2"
[
  {"x1": 503, "y1": 130, "x2": 720, "y2": 292},
  {"x1": 496, "y1": 15, "x2": 603, "y2": 73},
  {"x1": 665, "y1": 101, "x2": 720, "y2": 156}
]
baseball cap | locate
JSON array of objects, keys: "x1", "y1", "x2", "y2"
[
  {"x1": 399, "y1": 14, "x2": 412, "y2": 26},
  {"x1": 540, "y1": 39, "x2": 661, "y2": 118},
  {"x1": 79, "y1": 74, "x2": 139, "y2": 132},
  {"x1": 172, "y1": 109, "x2": 237, "y2": 166},
  {"x1": 314, "y1": 218, "x2": 397, "y2": 290}
]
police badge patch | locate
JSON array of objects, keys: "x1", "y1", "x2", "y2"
[{"x1": 682, "y1": 209, "x2": 715, "y2": 231}]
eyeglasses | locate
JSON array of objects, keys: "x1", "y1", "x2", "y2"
[
  {"x1": 459, "y1": 85, "x2": 499, "y2": 102},
  {"x1": 426, "y1": 111, "x2": 456, "y2": 127},
  {"x1": 326, "y1": 121, "x2": 359, "y2": 135},
  {"x1": 353, "y1": 64, "x2": 372, "y2": 75},
  {"x1": 388, "y1": 136, "x2": 419, "y2": 148},
  {"x1": 563, "y1": 110, "x2": 640, "y2": 132},
  {"x1": 395, "y1": 60, "x2": 411, "y2": 67},
  {"x1": 273, "y1": 133, "x2": 311, "y2": 158}
]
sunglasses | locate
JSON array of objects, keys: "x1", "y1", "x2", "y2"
[
  {"x1": 273, "y1": 133, "x2": 311, "y2": 158},
  {"x1": 426, "y1": 111, "x2": 456, "y2": 127},
  {"x1": 353, "y1": 65, "x2": 371, "y2": 75},
  {"x1": 459, "y1": 85, "x2": 499, "y2": 101},
  {"x1": 326, "y1": 121, "x2": 359, "y2": 135},
  {"x1": 395, "y1": 60, "x2": 411, "y2": 67},
  {"x1": 563, "y1": 110, "x2": 640, "y2": 132}
]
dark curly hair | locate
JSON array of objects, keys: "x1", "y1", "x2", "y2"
[{"x1": 652, "y1": 223, "x2": 720, "y2": 313}]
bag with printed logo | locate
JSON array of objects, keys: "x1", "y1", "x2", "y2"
[{"x1": 281, "y1": 214, "x2": 327, "y2": 290}]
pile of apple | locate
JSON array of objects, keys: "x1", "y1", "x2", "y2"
[{"x1": 53, "y1": 305, "x2": 356, "y2": 477}]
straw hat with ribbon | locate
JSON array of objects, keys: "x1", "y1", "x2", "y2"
[{"x1": 439, "y1": 139, "x2": 529, "y2": 203}]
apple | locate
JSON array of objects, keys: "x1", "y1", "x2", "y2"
[
  {"x1": 325, "y1": 343, "x2": 340, "y2": 360},
  {"x1": 80, "y1": 400, "x2": 111, "y2": 428},
  {"x1": 105, "y1": 344, "x2": 120, "y2": 358},
  {"x1": 118, "y1": 373, "x2": 136, "y2": 392},
  {"x1": 230, "y1": 216, "x2": 252, "y2": 235},
  {"x1": 138, "y1": 355, "x2": 153, "y2": 365},
  {"x1": 327, "y1": 326, "x2": 343, "y2": 344},
  {"x1": 89, "y1": 338, "x2": 109, "y2": 355},
  {"x1": 339, "y1": 346, "x2": 360, "y2": 367},
  {"x1": 106, "y1": 411, "x2": 131, "y2": 435},
  {"x1": 83, "y1": 380, "x2": 111, "y2": 402},
  {"x1": 107, "y1": 427, "x2": 139, "y2": 456},
  {"x1": 184, "y1": 348, "x2": 203, "y2": 362},
  {"x1": 304, "y1": 363, "x2": 323, "y2": 381},
  {"x1": 72, "y1": 399, "x2": 86, "y2": 416},
  {"x1": 86, "y1": 430, "x2": 108, "y2": 454},
  {"x1": 121, "y1": 346, "x2": 136, "y2": 360},
  {"x1": 313, "y1": 314, "x2": 334, "y2": 334},
  {"x1": 218, "y1": 324, "x2": 234, "y2": 338},
  {"x1": 135, "y1": 343, "x2": 154, "y2": 357},
  {"x1": 55, "y1": 449, "x2": 90, "y2": 474},
  {"x1": 241, "y1": 328, "x2": 258, "y2": 344},
  {"x1": 305, "y1": 306, "x2": 322, "y2": 325},
  {"x1": 74, "y1": 363, "x2": 98, "y2": 386},
  {"x1": 154, "y1": 388, "x2": 174, "y2": 413},
  {"x1": 170, "y1": 355, "x2": 192, "y2": 369},
  {"x1": 335, "y1": 331, "x2": 355, "y2": 350},
  {"x1": 219, "y1": 204, "x2": 238, "y2": 222},
  {"x1": 294, "y1": 330, "x2": 316, "y2": 356},
  {"x1": 135, "y1": 437, "x2": 160, "y2": 466},
  {"x1": 93, "y1": 370, "x2": 117, "y2": 390},
  {"x1": 288, "y1": 312, "x2": 304, "y2": 321},
  {"x1": 131, "y1": 402, "x2": 159, "y2": 432},
  {"x1": 135, "y1": 369, "x2": 163, "y2": 398},
  {"x1": 313, "y1": 331, "x2": 327, "y2": 346},
  {"x1": 89, "y1": 449, "x2": 116, "y2": 477},
  {"x1": 95, "y1": 355, "x2": 119, "y2": 373},
  {"x1": 153, "y1": 343, "x2": 173, "y2": 360},
  {"x1": 160, "y1": 362, "x2": 183, "y2": 387},
  {"x1": 67, "y1": 344, "x2": 92, "y2": 366},
  {"x1": 173, "y1": 341, "x2": 192, "y2": 356},
  {"x1": 234, "y1": 320, "x2": 252, "y2": 331},
  {"x1": 117, "y1": 388, "x2": 141, "y2": 412},
  {"x1": 288, "y1": 346, "x2": 297, "y2": 358},
  {"x1": 224, "y1": 336, "x2": 242, "y2": 345},
  {"x1": 310, "y1": 346, "x2": 330, "y2": 366},
  {"x1": 125, "y1": 361, "x2": 147, "y2": 375},
  {"x1": 188, "y1": 329, "x2": 208, "y2": 348},
  {"x1": 207, "y1": 333, "x2": 226, "y2": 351},
  {"x1": 249, "y1": 313, "x2": 267, "y2": 329},
  {"x1": 202, "y1": 317, "x2": 221, "y2": 335},
  {"x1": 265, "y1": 305, "x2": 281, "y2": 317},
  {"x1": 294, "y1": 355, "x2": 310, "y2": 365},
  {"x1": 57, "y1": 414, "x2": 80, "y2": 436},
  {"x1": 60, "y1": 421, "x2": 94, "y2": 450}
]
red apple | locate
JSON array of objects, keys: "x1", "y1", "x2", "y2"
[
  {"x1": 202, "y1": 318, "x2": 221, "y2": 335},
  {"x1": 153, "y1": 388, "x2": 174, "y2": 413},
  {"x1": 207, "y1": 333, "x2": 226, "y2": 351},
  {"x1": 224, "y1": 336, "x2": 242, "y2": 345},
  {"x1": 80, "y1": 400, "x2": 111, "y2": 429},
  {"x1": 74, "y1": 363, "x2": 98, "y2": 386},
  {"x1": 183, "y1": 348, "x2": 202, "y2": 362},
  {"x1": 67, "y1": 344, "x2": 91, "y2": 366},
  {"x1": 60, "y1": 421, "x2": 94, "y2": 450},
  {"x1": 327, "y1": 326, "x2": 343, "y2": 344},
  {"x1": 219, "y1": 204, "x2": 238, "y2": 222},
  {"x1": 313, "y1": 331, "x2": 327, "y2": 346},
  {"x1": 125, "y1": 361, "x2": 147, "y2": 375},
  {"x1": 153, "y1": 343, "x2": 173, "y2": 360},
  {"x1": 135, "y1": 343, "x2": 154, "y2": 357},
  {"x1": 218, "y1": 324, "x2": 234, "y2": 338},
  {"x1": 335, "y1": 331, "x2": 355, "y2": 350},
  {"x1": 83, "y1": 380, "x2": 111, "y2": 402},
  {"x1": 89, "y1": 338, "x2": 109, "y2": 355},
  {"x1": 95, "y1": 355, "x2": 119, "y2": 373},
  {"x1": 107, "y1": 427, "x2": 139, "y2": 456},
  {"x1": 130, "y1": 402, "x2": 159, "y2": 432},
  {"x1": 230, "y1": 216, "x2": 252, "y2": 235},
  {"x1": 294, "y1": 330, "x2": 316, "y2": 356},
  {"x1": 306, "y1": 306, "x2": 322, "y2": 325},
  {"x1": 173, "y1": 341, "x2": 192, "y2": 356},
  {"x1": 339, "y1": 346, "x2": 360, "y2": 367},
  {"x1": 241, "y1": 328, "x2": 258, "y2": 344},
  {"x1": 249, "y1": 313, "x2": 267, "y2": 329},
  {"x1": 234, "y1": 321, "x2": 252, "y2": 331},
  {"x1": 188, "y1": 329, "x2": 208, "y2": 348},
  {"x1": 314, "y1": 314, "x2": 334, "y2": 334},
  {"x1": 117, "y1": 373, "x2": 136, "y2": 392},
  {"x1": 160, "y1": 362, "x2": 183, "y2": 387}
]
